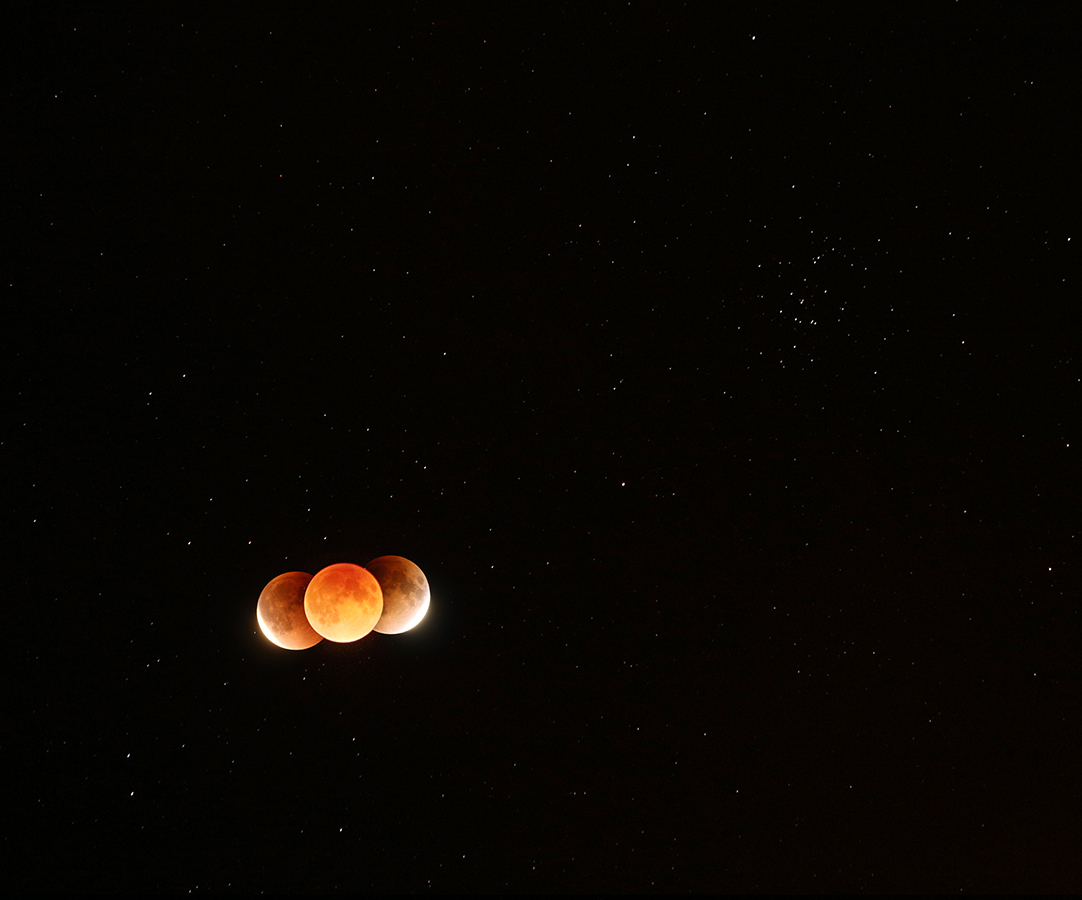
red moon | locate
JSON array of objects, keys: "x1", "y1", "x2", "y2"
[
  {"x1": 367, "y1": 555, "x2": 431, "y2": 634},
  {"x1": 303, "y1": 563, "x2": 383, "y2": 642},
  {"x1": 256, "y1": 571, "x2": 322, "y2": 650}
]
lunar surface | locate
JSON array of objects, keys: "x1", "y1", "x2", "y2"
[
  {"x1": 303, "y1": 562, "x2": 383, "y2": 642},
  {"x1": 367, "y1": 555, "x2": 431, "y2": 634},
  {"x1": 256, "y1": 571, "x2": 322, "y2": 650}
]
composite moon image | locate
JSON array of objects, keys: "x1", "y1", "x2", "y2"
[{"x1": 256, "y1": 556, "x2": 430, "y2": 650}]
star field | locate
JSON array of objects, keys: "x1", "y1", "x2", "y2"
[{"x1": 7, "y1": 5, "x2": 1080, "y2": 893}]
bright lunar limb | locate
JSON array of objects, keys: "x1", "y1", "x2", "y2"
[
  {"x1": 256, "y1": 571, "x2": 322, "y2": 650},
  {"x1": 367, "y1": 555, "x2": 431, "y2": 634},
  {"x1": 304, "y1": 563, "x2": 383, "y2": 642}
]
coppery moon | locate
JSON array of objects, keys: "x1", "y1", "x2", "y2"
[
  {"x1": 256, "y1": 571, "x2": 322, "y2": 650},
  {"x1": 367, "y1": 555, "x2": 431, "y2": 634},
  {"x1": 303, "y1": 562, "x2": 383, "y2": 642}
]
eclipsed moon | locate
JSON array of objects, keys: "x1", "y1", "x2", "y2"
[
  {"x1": 256, "y1": 571, "x2": 323, "y2": 650},
  {"x1": 367, "y1": 555, "x2": 431, "y2": 634},
  {"x1": 303, "y1": 563, "x2": 383, "y2": 642}
]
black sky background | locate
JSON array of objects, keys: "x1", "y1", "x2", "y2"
[{"x1": 6, "y1": 3, "x2": 1081, "y2": 892}]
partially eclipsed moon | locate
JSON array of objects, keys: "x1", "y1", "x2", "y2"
[
  {"x1": 367, "y1": 555, "x2": 431, "y2": 634},
  {"x1": 256, "y1": 571, "x2": 322, "y2": 650},
  {"x1": 304, "y1": 563, "x2": 383, "y2": 642}
]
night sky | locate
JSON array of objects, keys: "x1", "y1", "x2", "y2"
[{"x1": 8, "y1": 4, "x2": 1080, "y2": 892}]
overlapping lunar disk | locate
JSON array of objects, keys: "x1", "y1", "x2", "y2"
[
  {"x1": 367, "y1": 555, "x2": 431, "y2": 634},
  {"x1": 256, "y1": 571, "x2": 322, "y2": 650},
  {"x1": 303, "y1": 562, "x2": 383, "y2": 643}
]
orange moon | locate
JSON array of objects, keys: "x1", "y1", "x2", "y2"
[
  {"x1": 303, "y1": 563, "x2": 383, "y2": 642},
  {"x1": 367, "y1": 555, "x2": 431, "y2": 634},
  {"x1": 256, "y1": 571, "x2": 323, "y2": 650}
]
